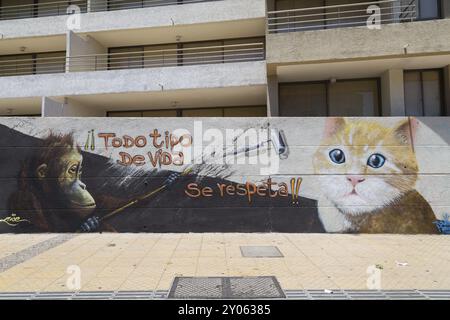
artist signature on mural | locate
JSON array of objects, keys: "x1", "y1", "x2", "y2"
[{"x1": 0, "y1": 214, "x2": 30, "y2": 227}]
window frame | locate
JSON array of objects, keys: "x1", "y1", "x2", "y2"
[
  {"x1": 278, "y1": 77, "x2": 382, "y2": 117},
  {"x1": 106, "y1": 105, "x2": 268, "y2": 117},
  {"x1": 404, "y1": 68, "x2": 446, "y2": 116}
]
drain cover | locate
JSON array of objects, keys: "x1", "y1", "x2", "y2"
[
  {"x1": 168, "y1": 276, "x2": 285, "y2": 299},
  {"x1": 240, "y1": 246, "x2": 284, "y2": 258}
]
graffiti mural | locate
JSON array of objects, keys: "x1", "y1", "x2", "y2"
[{"x1": 0, "y1": 117, "x2": 447, "y2": 234}]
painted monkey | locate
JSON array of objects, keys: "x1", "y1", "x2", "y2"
[
  {"x1": 79, "y1": 171, "x2": 181, "y2": 232},
  {"x1": 8, "y1": 132, "x2": 96, "y2": 232}
]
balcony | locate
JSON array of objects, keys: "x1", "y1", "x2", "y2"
[
  {"x1": 69, "y1": 41, "x2": 265, "y2": 72},
  {"x1": 0, "y1": 0, "x2": 220, "y2": 21},
  {"x1": 266, "y1": 0, "x2": 450, "y2": 66},
  {"x1": 0, "y1": 41, "x2": 264, "y2": 77},
  {"x1": 0, "y1": 39, "x2": 267, "y2": 106},
  {"x1": 267, "y1": 0, "x2": 418, "y2": 34},
  {"x1": 0, "y1": 52, "x2": 66, "y2": 77}
]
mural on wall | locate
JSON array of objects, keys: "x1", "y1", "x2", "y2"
[{"x1": 0, "y1": 116, "x2": 447, "y2": 234}]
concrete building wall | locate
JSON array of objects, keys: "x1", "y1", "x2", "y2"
[
  {"x1": 267, "y1": 75, "x2": 279, "y2": 116},
  {"x1": 445, "y1": 65, "x2": 450, "y2": 116},
  {"x1": 0, "y1": 116, "x2": 447, "y2": 233},
  {"x1": 267, "y1": 19, "x2": 450, "y2": 65},
  {"x1": 0, "y1": 61, "x2": 267, "y2": 99},
  {"x1": 0, "y1": 0, "x2": 266, "y2": 39},
  {"x1": 442, "y1": 0, "x2": 450, "y2": 18},
  {"x1": 381, "y1": 69, "x2": 405, "y2": 116},
  {"x1": 66, "y1": 31, "x2": 108, "y2": 72},
  {"x1": 42, "y1": 97, "x2": 105, "y2": 117}
]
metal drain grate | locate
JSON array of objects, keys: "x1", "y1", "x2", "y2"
[
  {"x1": 168, "y1": 276, "x2": 286, "y2": 299},
  {"x1": 0, "y1": 290, "x2": 169, "y2": 300},
  {"x1": 285, "y1": 290, "x2": 450, "y2": 300},
  {"x1": 0, "y1": 289, "x2": 449, "y2": 300},
  {"x1": 240, "y1": 246, "x2": 284, "y2": 258}
]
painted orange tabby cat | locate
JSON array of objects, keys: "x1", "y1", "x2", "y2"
[{"x1": 313, "y1": 117, "x2": 437, "y2": 234}]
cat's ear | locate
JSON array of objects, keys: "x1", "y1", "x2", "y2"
[
  {"x1": 392, "y1": 118, "x2": 417, "y2": 145},
  {"x1": 323, "y1": 117, "x2": 346, "y2": 139}
]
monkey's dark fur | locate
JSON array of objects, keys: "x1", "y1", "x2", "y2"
[{"x1": 8, "y1": 133, "x2": 90, "y2": 232}]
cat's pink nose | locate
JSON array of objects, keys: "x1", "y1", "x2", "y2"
[{"x1": 347, "y1": 176, "x2": 365, "y2": 187}]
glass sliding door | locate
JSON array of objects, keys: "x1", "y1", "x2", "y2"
[
  {"x1": 328, "y1": 79, "x2": 379, "y2": 116},
  {"x1": 279, "y1": 79, "x2": 380, "y2": 116},
  {"x1": 404, "y1": 69, "x2": 444, "y2": 116},
  {"x1": 417, "y1": 0, "x2": 440, "y2": 20},
  {"x1": 279, "y1": 83, "x2": 328, "y2": 116}
]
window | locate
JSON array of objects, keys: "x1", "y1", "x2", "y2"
[
  {"x1": 417, "y1": 0, "x2": 441, "y2": 20},
  {"x1": 0, "y1": 51, "x2": 65, "y2": 77},
  {"x1": 0, "y1": 54, "x2": 33, "y2": 76},
  {"x1": 109, "y1": 47, "x2": 143, "y2": 70},
  {"x1": 279, "y1": 79, "x2": 380, "y2": 116},
  {"x1": 107, "y1": 106, "x2": 267, "y2": 117},
  {"x1": 328, "y1": 79, "x2": 380, "y2": 116},
  {"x1": 404, "y1": 69, "x2": 444, "y2": 116},
  {"x1": 1, "y1": 0, "x2": 34, "y2": 19},
  {"x1": 108, "y1": 37, "x2": 265, "y2": 70},
  {"x1": 35, "y1": 52, "x2": 66, "y2": 74}
]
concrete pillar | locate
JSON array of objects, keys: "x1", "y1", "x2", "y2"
[
  {"x1": 444, "y1": 65, "x2": 450, "y2": 116},
  {"x1": 442, "y1": 0, "x2": 450, "y2": 18},
  {"x1": 42, "y1": 97, "x2": 105, "y2": 117},
  {"x1": 42, "y1": 97, "x2": 64, "y2": 117},
  {"x1": 66, "y1": 31, "x2": 107, "y2": 72},
  {"x1": 267, "y1": 75, "x2": 279, "y2": 117},
  {"x1": 381, "y1": 69, "x2": 405, "y2": 116}
]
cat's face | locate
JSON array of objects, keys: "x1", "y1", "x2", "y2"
[{"x1": 313, "y1": 118, "x2": 419, "y2": 215}]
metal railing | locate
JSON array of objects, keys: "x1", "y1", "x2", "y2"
[
  {"x1": 0, "y1": 0, "x2": 87, "y2": 21},
  {"x1": 68, "y1": 42, "x2": 265, "y2": 72},
  {"x1": 267, "y1": 0, "x2": 417, "y2": 34},
  {"x1": 0, "y1": 42, "x2": 264, "y2": 76},
  {"x1": 0, "y1": 0, "x2": 219, "y2": 21},
  {"x1": 90, "y1": 0, "x2": 221, "y2": 12},
  {"x1": 0, "y1": 55, "x2": 66, "y2": 77}
]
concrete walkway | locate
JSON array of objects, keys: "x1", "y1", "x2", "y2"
[{"x1": 0, "y1": 233, "x2": 449, "y2": 293}]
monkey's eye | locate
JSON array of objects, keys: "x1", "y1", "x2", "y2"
[
  {"x1": 68, "y1": 164, "x2": 78, "y2": 175},
  {"x1": 367, "y1": 154, "x2": 386, "y2": 169},
  {"x1": 329, "y1": 149, "x2": 345, "y2": 164}
]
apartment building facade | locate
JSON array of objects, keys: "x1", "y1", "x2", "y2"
[
  {"x1": 0, "y1": 0, "x2": 448, "y2": 117},
  {"x1": 0, "y1": 1, "x2": 449, "y2": 234}
]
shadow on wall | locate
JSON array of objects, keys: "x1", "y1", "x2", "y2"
[
  {"x1": 0, "y1": 124, "x2": 322, "y2": 234},
  {"x1": 417, "y1": 117, "x2": 450, "y2": 145}
]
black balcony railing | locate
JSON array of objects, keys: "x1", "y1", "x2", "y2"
[
  {"x1": 268, "y1": 0, "x2": 418, "y2": 34},
  {"x1": 68, "y1": 42, "x2": 265, "y2": 72},
  {"x1": 0, "y1": 0, "x2": 87, "y2": 20},
  {"x1": 91, "y1": 0, "x2": 222, "y2": 12},
  {"x1": 0, "y1": 42, "x2": 265, "y2": 77},
  {"x1": 0, "y1": 0, "x2": 220, "y2": 21},
  {"x1": 0, "y1": 52, "x2": 66, "y2": 77}
]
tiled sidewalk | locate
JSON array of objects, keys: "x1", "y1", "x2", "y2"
[{"x1": 0, "y1": 233, "x2": 449, "y2": 293}]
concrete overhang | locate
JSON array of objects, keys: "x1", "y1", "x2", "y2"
[
  {"x1": 0, "y1": 0, "x2": 266, "y2": 54},
  {"x1": 267, "y1": 19, "x2": 450, "y2": 68},
  {"x1": 276, "y1": 53, "x2": 450, "y2": 83},
  {"x1": 0, "y1": 61, "x2": 267, "y2": 111},
  {"x1": 56, "y1": 85, "x2": 267, "y2": 111}
]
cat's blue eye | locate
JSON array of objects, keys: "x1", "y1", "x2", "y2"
[
  {"x1": 329, "y1": 149, "x2": 345, "y2": 164},
  {"x1": 367, "y1": 154, "x2": 386, "y2": 169}
]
